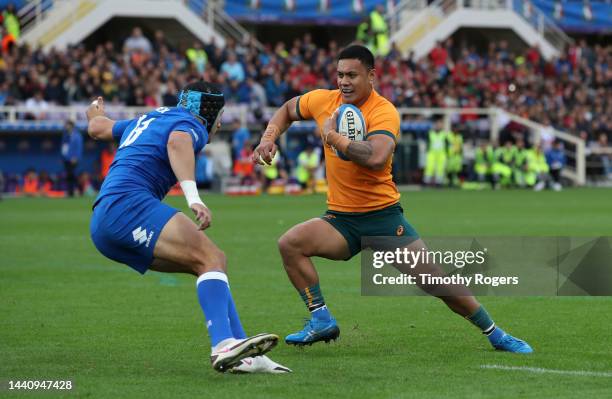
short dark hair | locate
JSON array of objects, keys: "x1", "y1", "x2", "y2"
[
  {"x1": 177, "y1": 81, "x2": 225, "y2": 129},
  {"x1": 337, "y1": 45, "x2": 375, "y2": 70}
]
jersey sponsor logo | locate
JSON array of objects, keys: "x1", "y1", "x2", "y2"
[
  {"x1": 132, "y1": 226, "x2": 155, "y2": 247},
  {"x1": 132, "y1": 226, "x2": 148, "y2": 244},
  {"x1": 146, "y1": 230, "x2": 154, "y2": 248}
]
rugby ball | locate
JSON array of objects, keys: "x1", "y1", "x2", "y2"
[{"x1": 335, "y1": 103, "x2": 366, "y2": 161}]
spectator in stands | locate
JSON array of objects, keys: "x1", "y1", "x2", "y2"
[
  {"x1": 530, "y1": 144, "x2": 551, "y2": 191},
  {"x1": 123, "y1": 26, "x2": 152, "y2": 55},
  {"x1": 474, "y1": 141, "x2": 494, "y2": 187},
  {"x1": 369, "y1": 3, "x2": 389, "y2": 56},
  {"x1": 63, "y1": 75, "x2": 79, "y2": 104},
  {"x1": 2, "y1": 3, "x2": 20, "y2": 40},
  {"x1": 488, "y1": 141, "x2": 513, "y2": 189},
  {"x1": 186, "y1": 41, "x2": 208, "y2": 74},
  {"x1": 162, "y1": 80, "x2": 178, "y2": 107},
  {"x1": 231, "y1": 119, "x2": 250, "y2": 164},
  {"x1": 233, "y1": 144, "x2": 256, "y2": 184},
  {"x1": 99, "y1": 142, "x2": 116, "y2": 182},
  {"x1": 424, "y1": 118, "x2": 447, "y2": 186},
  {"x1": 0, "y1": 81, "x2": 10, "y2": 105},
  {"x1": 222, "y1": 78, "x2": 246, "y2": 104},
  {"x1": 513, "y1": 138, "x2": 530, "y2": 187},
  {"x1": 446, "y1": 126, "x2": 463, "y2": 187},
  {"x1": 589, "y1": 133, "x2": 612, "y2": 180},
  {"x1": 128, "y1": 86, "x2": 146, "y2": 106},
  {"x1": 152, "y1": 29, "x2": 173, "y2": 53},
  {"x1": 546, "y1": 140, "x2": 566, "y2": 191},
  {"x1": 61, "y1": 120, "x2": 83, "y2": 197},
  {"x1": 525, "y1": 45, "x2": 541, "y2": 69},
  {"x1": 356, "y1": 16, "x2": 373, "y2": 52},
  {"x1": 430, "y1": 41, "x2": 449, "y2": 78},
  {"x1": 24, "y1": 90, "x2": 49, "y2": 120},
  {"x1": 79, "y1": 172, "x2": 96, "y2": 196},
  {"x1": 44, "y1": 75, "x2": 67, "y2": 105},
  {"x1": 539, "y1": 118, "x2": 555, "y2": 151},
  {"x1": 295, "y1": 143, "x2": 320, "y2": 193},
  {"x1": 207, "y1": 43, "x2": 225, "y2": 71},
  {"x1": 38, "y1": 171, "x2": 53, "y2": 197},
  {"x1": 258, "y1": 150, "x2": 287, "y2": 193},
  {"x1": 1, "y1": 25, "x2": 15, "y2": 54},
  {"x1": 246, "y1": 77, "x2": 267, "y2": 120},
  {"x1": 195, "y1": 149, "x2": 214, "y2": 189},
  {"x1": 265, "y1": 71, "x2": 288, "y2": 107},
  {"x1": 0, "y1": 30, "x2": 608, "y2": 158},
  {"x1": 22, "y1": 169, "x2": 39, "y2": 197},
  {"x1": 221, "y1": 51, "x2": 245, "y2": 83}
]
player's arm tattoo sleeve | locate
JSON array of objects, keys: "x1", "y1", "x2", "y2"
[
  {"x1": 344, "y1": 135, "x2": 395, "y2": 170},
  {"x1": 345, "y1": 141, "x2": 374, "y2": 167}
]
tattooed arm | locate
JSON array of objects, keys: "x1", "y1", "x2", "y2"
[
  {"x1": 343, "y1": 136, "x2": 395, "y2": 170},
  {"x1": 323, "y1": 111, "x2": 396, "y2": 170}
]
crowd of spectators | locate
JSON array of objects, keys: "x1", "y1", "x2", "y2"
[
  {"x1": 0, "y1": 23, "x2": 611, "y2": 195},
  {"x1": 0, "y1": 27, "x2": 609, "y2": 144}
]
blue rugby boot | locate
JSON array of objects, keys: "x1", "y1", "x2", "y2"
[
  {"x1": 285, "y1": 317, "x2": 340, "y2": 346},
  {"x1": 488, "y1": 327, "x2": 533, "y2": 354}
]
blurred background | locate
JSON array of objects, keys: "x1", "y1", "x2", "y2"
[{"x1": 0, "y1": 0, "x2": 610, "y2": 198}]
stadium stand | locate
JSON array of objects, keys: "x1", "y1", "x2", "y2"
[
  {"x1": 0, "y1": 0, "x2": 609, "y2": 195},
  {"x1": 533, "y1": 0, "x2": 612, "y2": 34},
  {"x1": 0, "y1": 35, "x2": 609, "y2": 136},
  {"x1": 0, "y1": 34, "x2": 608, "y2": 139},
  {"x1": 224, "y1": 0, "x2": 381, "y2": 25}
]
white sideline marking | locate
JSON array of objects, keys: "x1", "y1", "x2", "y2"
[{"x1": 481, "y1": 365, "x2": 612, "y2": 378}]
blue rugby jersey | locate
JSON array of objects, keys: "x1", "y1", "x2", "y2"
[{"x1": 94, "y1": 106, "x2": 208, "y2": 206}]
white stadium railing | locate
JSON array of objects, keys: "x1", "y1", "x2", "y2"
[{"x1": 0, "y1": 105, "x2": 586, "y2": 185}]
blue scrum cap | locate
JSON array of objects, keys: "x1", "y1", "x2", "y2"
[{"x1": 177, "y1": 81, "x2": 225, "y2": 129}]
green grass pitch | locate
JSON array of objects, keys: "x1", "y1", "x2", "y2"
[{"x1": 1, "y1": 189, "x2": 611, "y2": 398}]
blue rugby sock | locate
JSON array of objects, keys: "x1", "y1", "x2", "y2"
[
  {"x1": 227, "y1": 292, "x2": 247, "y2": 339},
  {"x1": 196, "y1": 272, "x2": 234, "y2": 347}
]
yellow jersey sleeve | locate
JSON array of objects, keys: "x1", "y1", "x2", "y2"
[
  {"x1": 365, "y1": 102, "x2": 400, "y2": 143},
  {"x1": 296, "y1": 89, "x2": 334, "y2": 121}
]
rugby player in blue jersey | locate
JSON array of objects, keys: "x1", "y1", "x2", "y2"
[{"x1": 86, "y1": 81, "x2": 290, "y2": 374}]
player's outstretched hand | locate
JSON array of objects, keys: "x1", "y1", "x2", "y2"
[
  {"x1": 322, "y1": 110, "x2": 339, "y2": 144},
  {"x1": 253, "y1": 141, "x2": 277, "y2": 165},
  {"x1": 191, "y1": 203, "x2": 212, "y2": 230},
  {"x1": 86, "y1": 96, "x2": 105, "y2": 121}
]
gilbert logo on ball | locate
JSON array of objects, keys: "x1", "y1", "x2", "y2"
[{"x1": 334, "y1": 103, "x2": 366, "y2": 161}]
